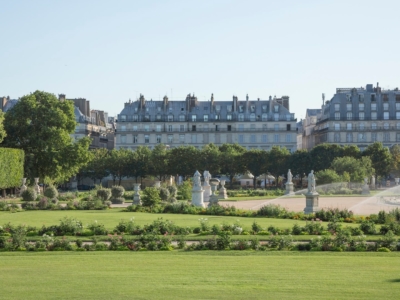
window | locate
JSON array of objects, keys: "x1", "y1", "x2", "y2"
[
  {"x1": 191, "y1": 134, "x2": 197, "y2": 143},
  {"x1": 346, "y1": 133, "x2": 353, "y2": 142},
  {"x1": 346, "y1": 112, "x2": 352, "y2": 120},
  {"x1": 371, "y1": 103, "x2": 377, "y2": 111},
  {"x1": 262, "y1": 113, "x2": 268, "y2": 121},
  {"x1": 359, "y1": 103, "x2": 364, "y2": 111},
  {"x1": 383, "y1": 112, "x2": 389, "y2": 120},
  {"x1": 204, "y1": 115, "x2": 208, "y2": 122},
  {"x1": 250, "y1": 113, "x2": 256, "y2": 121},
  {"x1": 179, "y1": 125, "x2": 185, "y2": 132},
  {"x1": 346, "y1": 94, "x2": 351, "y2": 101},
  {"x1": 262, "y1": 135, "x2": 267, "y2": 143},
  {"x1": 215, "y1": 114, "x2": 219, "y2": 120},
  {"x1": 156, "y1": 125, "x2": 162, "y2": 132},
  {"x1": 371, "y1": 112, "x2": 377, "y2": 120},
  {"x1": 359, "y1": 112, "x2": 365, "y2": 120},
  {"x1": 133, "y1": 125, "x2": 138, "y2": 131},
  {"x1": 179, "y1": 115, "x2": 185, "y2": 121},
  {"x1": 121, "y1": 135, "x2": 126, "y2": 143},
  {"x1": 144, "y1": 135, "x2": 149, "y2": 143},
  {"x1": 238, "y1": 124, "x2": 244, "y2": 131},
  {"x1": 371, "y1": 94, "x2": 376, "y2": 101},
  {"x1": 285, "y1": 134, "x2": 291, "y2": 142},
  {"x1": 120, "y1": 115, "x2": 126, "y2": 121},
  {"x1": 334, "y1": 104, "x2": 340, "y2": 111},
  {"x1": 334, "y1": 112, "x2": 340, "y2": 120},
  {"x1": 397, "y1": 123, "x2": 400, "y2": 130},
  {"x1": 133, "y1": 115, "x2": 138, "y2": 121},
  {"x1": 120, "y1": 125, "x2": 126, "y2": 131},
  {"x1": 384, "y1": 123, "x2": 389, "y2": 130},
  {"x1": 250, "y1": 124, "x2": 256, "y2": 131},
  {"x1": 371, "y1": 123, "x2": 377, "y2": 130},
  {"x1": 334, "y1": 123, "x2": 340, "y2": 131},
  {"x1": 396, "y1": 103, "x2": 400, "y2": 110},
  {"x1": 238, "y1": 114, "x2": 244, "y2": 121},
  {"x1": 384, "y1": 133, "x2": 390, "y2": 142},
  {"x1": 167, "y1": 135, "x2": 173, "y2": 143},
  {"x1": 156, "y1": 114, "x2": 161, "y2": 120},
  {"x1": 274, "y1": 113, "x2": 279, "y2": 121},
  {"x1": 274, "y1": 105, "x2": 279, "y2": 112},
  {"x1": 359, "y1": 94, "x2": 364, "y2": 102},
  {"x1": 215, "y1": 105, "x2": 221, "y2": 111},
  {"x1": 372, "y1": 133, "x2": 377, "y2": 142},
  {"x1": 250, "y1": 135, "x2": 256, "y2": 143},
  {"x1": 359, "y1": 123, "x2": 365, "y2": 130},
  {"x1": 274, "y1": 134, "x2": 279, "y2": 143},
  {"x1": 358, "y1": 133, "x2": 366, "y2": 142},
  {"x1": 144, "y1": 125, "x2": 150, "y2": 132},
  {"x1": 144, "y1": 115, "x2": 150, "y2": 121},
  {"x1": 274, "y1": 124, "x2": 279, "y2": 131},
  {"x1": 227, "y1": 114, "x2": 232, "y2": 121},
  {"x1": 383, "y1": 103, "x2": 389, "y2": 110},
  {"x1": 192, "y1": 115, "x2": 196, "y2": 122},
  {"x1": 157, "y1": 106, "x2": 161, "y2": 112},
  {"x1": 334, "y1": 133, "x2": 340, "y2": 142},
  {"x1": 215, "y1": 125, "x2": 219, "y2": 131},
  {"x1": 156, "y1": 135, "x2": 161, "y2": 143},
  {"x1": 179, "y1": 134, "x2": 185, "y2": 143},
  {"x1": 286, "y1": 114, "x2": 291, "y2": 121},
  {"x1": 227, "y1": 105, "x2": 232, "y2": 112},
  {"x1": 168, "y1": 125, "x2": 173, "y2": 132},
  {"x1": 167, "y1": 115, "x2": 173, "y2": 122},
  {"x1": 346, "y1": 103, "x2": 352, "y2": 111},
  {"x1": 397, "y1": 133, "x2": 400, "y2": 142},
  {"x1": 346, "y1": 123, "x2": 352, "y2": 130},
  {"x1": 238, "y1": 135, "x2": 244, "y2": 144}
]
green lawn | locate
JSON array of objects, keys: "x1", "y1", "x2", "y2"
[
  {"x1": 0, "y1": 209, "x2": 360, "y2": 231},
  {"x1": 1, "y1": 251, "x2": 399, "y2": 299}
]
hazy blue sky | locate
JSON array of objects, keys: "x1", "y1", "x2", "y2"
[{"x1": 1, "y1": 0, "x2": 399, "y2": 118}]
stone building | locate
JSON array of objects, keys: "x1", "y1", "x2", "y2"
[
  {"x1": 297, "y1": 108, "x2": 322, "y2": 150},
  {"x1": 312, "y1": 83, "x2": 400, "y2": 151},
  {"x1": 115, "y1": 93, "x2": 297, "y2": 151}
]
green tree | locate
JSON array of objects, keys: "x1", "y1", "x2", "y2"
[
  {"x1": 309, "y1": 144, "x2": 344, "y2": 172},
  {"x1": 267, "y1": 146, "x2": 290, "y2": 186},
  {"x1": 199, "y1": 143, "x2": 221, "y2": 176},
  {"x1": 168, "y1": 146, "x2": 200, "y2": 179},
  {"x1": 78, "y1": 148, "x2": 110, "y2": 185},
  {"x1": 286, "y1": 149, "x2": 311, "y2": 178},
  {"x1": 2, "y1": 91, "x2": 91, "y2": 183},
  {"x1": 342, "y1": 145, "x2": 361, "y2": 159},
  {"x1": 315, "y1": 169, "x2": 341, "y2": 185},
  {"x1": 106, "y1": 148, "x2": 131, "y2": 185},
  {"x1": 0, "y1": 111, "x2": 6, "y2": 143},
  {"x1": 389, "y1": 145, "x2": 400, "y2": 178},
  {"x1": 219, "y1": 144, "x2": 247, "y2": 187},
  {"x1": 126, "y1": 146, "x2": 152, "y2": 183},
  {"x1": 242, "y1": 149, "x2": 268, "y2": 188},
  {"x1": 331, "y1": 156, "x2": 374, "y2": 183},
  {"x1": 362, "y1": 142, "x2": 392, "y2": 178},
  {"x1": 149, "y1": 144, "x2": 169, "y2": 181}
]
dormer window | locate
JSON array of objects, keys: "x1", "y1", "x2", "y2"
[
  {"x1": 371, "y1": 94, "x2": 376, "y2": 101},
  {"x1": 133, "y1": 115, "x2": 138, "y2": 121},
  {"x1": 120, "y1": 115, "x2": 126, "y2": 122},
  {"x1": 192, "y1": 115, "x2": 197, "y2": 122},
  {"x1": 156, "y1": 114, "x2": 161, "y2": 120},
  {"x1": 215, "y1": 115, "x2": 219, "y2": 120},
  {"x1": 250, "y1": 113, "x2": 256, "y2": 121},
  {"x1": 274, "y1": 105, "x2": 279, "y2": 113},
  {"x1": 168, "y1": 114, "x2": 173, "y2": 122},
  {"x1": 250, "y1": 105, "x2": 255, "y2": 112},
  {"x1": 179, "y1": 114, "x2": 185, "y2": 121},
  {"x1": 238, "y1": 113, "x2": 244, "y2": 121},
  {"x1": 346, "y1": 94, "x2": 351, "y2": 101},
  {"x1": 157, "y1": 107, "x2": 161, "y2": 112},
  {"x1": 262, "y1": 113, "x2": 268, "y2": 121},
  {"x1": 144, "y1": 115, "x2": 150, "y2": 121},
  {"x1": 227, "y1": 114, "x2": 232, "y2": 120},
  {"x1": 262, "y1": 105, "x2": 267, "y2": 112},
  {"x1": 359, "y1": 94, "x2": 364, "y2": 102},
  {"x1": 227, "y1": 106, "x2": 232, "y2": 112},
  {"x1": 204, "y1": 115, "x2": 208, "y2": 122},
  {"x1": 215, "y1": 105, "x2": 221, "y2": 111}
]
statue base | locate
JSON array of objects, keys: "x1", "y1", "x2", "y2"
[
  {"x1": 362, "y1": 185, "x2": 370, "y2": 195},
  {"x1": 192, "y1": 188, "x2": 205, "y2": 207},
  {"x1": 203, "y1": 185, "x2": 211, "y2": 203},
  {"x1": 304, "y1": 192, "x2": 320, "y2": 214},
  {"x1": 133, "y1": 195, "x2": 141, "y2": 205},
  {"x1": 285, "y1": 182, "x2": 294, "y2": 195},
  {"x1": 218, "y1": 187, "x2": 228, "y2": 199},
  {"x1": 208, "y1": 195, "x2": 219, "y2": 207}
]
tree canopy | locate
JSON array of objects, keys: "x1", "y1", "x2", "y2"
[
  {"x1": 2, "y1": 90, "x2": 91, "y2": 183},
  {"x1": 362, "y1": 142, "x2": 392, "y2": 178},
  {"x1": 0, "y1": 111, "x2": 6, "y2": 143}
]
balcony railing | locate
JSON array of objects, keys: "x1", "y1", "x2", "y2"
[{"x1": 116, "y1": 127, "x2": 297, "y2": 133}]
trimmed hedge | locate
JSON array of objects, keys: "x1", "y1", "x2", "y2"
[{"x1": 0, "y1": 148, "x2": 24, "y2": 189}]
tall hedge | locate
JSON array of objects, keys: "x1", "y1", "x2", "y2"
[{"x1": 0, "y1": 148, "x2": 24, "y2": 189}]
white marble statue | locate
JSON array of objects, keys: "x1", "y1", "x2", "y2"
[
  {"x1": 287, "y1": 169, "x2": 293, "y2": 183},
  {"x1": 307, "y1": 170, "x2": 316, "y2": 193},
  {"x1": 203, "y1": 171, "x2": 211, "y2": 185},
  {"x1": 193, "y1": 171, "x2": 201, "y2": 188}
]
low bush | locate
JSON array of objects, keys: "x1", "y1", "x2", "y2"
[
  {"x1": 21, "y1": 188, "x2": 37, "y2": 202},
  {"x1": 44, "y1": 186, "x2": 58, "y2": 199},
  {"x1": 97, "y1": 189, "x2": 112, "y2": 201},
  {"x1": 111, "y1": 186, "x2": 125, "y2": 198},
  {"x1": 111, "y1": 197, "x2": 125, "y2": 204}
]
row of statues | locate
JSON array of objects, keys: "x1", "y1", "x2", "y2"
[{"x1": 286, "y1": 169, "x2": 316, "y2": 194}]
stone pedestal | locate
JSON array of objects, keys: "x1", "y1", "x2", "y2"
[
  {"x1": 285, "y1": 182, "x2": 294, "y2": 195},
  {"x1": 133, "y1": 183, "x2": 141, "y2": 205},
  {"x1": 304, "y1": 192, "x2": 320, "y2": 214},
  {"x1": 34, "y1": 178, "x2": 40, "y2": 195},
  {"x1": 203, "y1": 185, "x2": 211, "y2": 203},
  {"x1": 209, "y1": 179, "x2": 220, "y2": 207},
  {"x1": 362, "y1": 184, "x2": 370, "y2": 195},
  {"x1": 192, "y1": 171, "x2": 205, "y2": 207},
  {"x1": 20, "y1": 178, "x2": 27, "y2": 196},
  {"x1": 370, "y1": 176, "x2": 376, "y2": 190},
  {"x1": 218, "y1": 180, "x2": 228, "y2": 199}
]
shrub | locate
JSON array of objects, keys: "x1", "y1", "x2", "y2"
[
  {"x1": 44, "y1": 186, "x2": 58, "y2": 199},
  {"x1": 257, "y1": 204, "x2": 287, "y2": 217},
  {"x1": 142, "y1": 187, "x2": 161, "y2": 207},
  {"x1": 96, "y1": 188, "x2": 112, "y2": 201},
  {"x1": 38, "y1": 197, "x2": 49, "y2": 209},
  {"x1": 111, "y1": 186, "x2": 125, "y2": 198},
  {"x1": 21, "y1": 188, "x2": 37, "y2": 202},
  {"x1": 178, "y1": 180, "x2": 192, "y2": 200},
  {"x1": 359, "y1": 221, "x2": 376, "y2": 235},
  {"x1": 167, "y1": 185, "x2": 178, "y2": 198},
  {"x1": 292, "y1": 223, "x2": 302, "y2": 235},
  {"x1": 111, "y1": 197, "x2": 125, "y2": 204},
  {"x1": 159, "y1": 187, "x2": 170, "y2": 201}
]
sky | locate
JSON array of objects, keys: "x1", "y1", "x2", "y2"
[{"x1": 1, "y1": 0, "x2": 400, "y2": 119}]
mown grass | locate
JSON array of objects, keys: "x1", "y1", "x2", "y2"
[
  {"x1": 0, "y1": 209, "x2": 360, "y2": 230},
  {"x1": 1, "y1": 251, "x2": 399, "y2": 300}
]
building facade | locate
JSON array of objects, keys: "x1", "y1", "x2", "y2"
[
  {"x1": 115, "y1": 93, "x2": 297, "y2": 151},
  {"x1": 312, "y1": 83, "x2": 400, "y2": 150},
  {"x1": 297, "y1": 108, "x2": 321, "y2": 150}
]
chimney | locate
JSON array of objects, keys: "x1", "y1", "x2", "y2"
[{"x1": 58, "y1": 94, "x2": 66, "y2": 101}]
